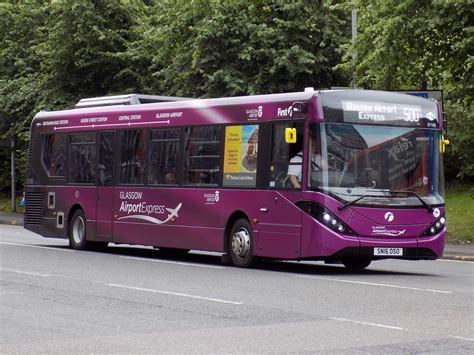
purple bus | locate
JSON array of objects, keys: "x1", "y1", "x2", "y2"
[{"x1": 24, "y1": 89, "x2": 447, "y2": 269}]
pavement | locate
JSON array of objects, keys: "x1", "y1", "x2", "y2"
[{"x1": 1, "y1": 211, "x2": 473, "y2": 261}]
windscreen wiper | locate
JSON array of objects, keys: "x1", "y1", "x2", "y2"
[
  {"x1": 338, "y1": 190, "x2": 433, "y2": 212},
  {"x1": 338, "y1": 194, "x2": 387, "y2": 211},
  {"x1": 389, "y1": 190, "x2": 433, "y2": 212}
]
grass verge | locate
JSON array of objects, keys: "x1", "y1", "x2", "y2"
[
  {"x1": 0, "y1": 193, "x2": 23, "y2": 213},
  {"x1": 445, "y1": 184, "x2": 474, "y2": 243}
]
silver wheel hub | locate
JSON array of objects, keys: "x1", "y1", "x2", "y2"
[
  {"x1": 72, "y1": 216, "x2": 85, "y2": 245},
  {"x1": 231, "y1": 228, "x2": 250, "y2": 258}
]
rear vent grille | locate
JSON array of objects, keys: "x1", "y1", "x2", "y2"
[{"x1": 25, "y1": 192, "x2": 43, "y2": 225}]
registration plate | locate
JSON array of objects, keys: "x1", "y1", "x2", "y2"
[{"x1": 374, "y1": 247, "x2": 403, "y2": 256}]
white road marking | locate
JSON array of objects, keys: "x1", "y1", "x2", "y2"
[
  {"x1": 331, "y1": 317, "x2": 405, "y2": 330},
  {"x1": 451, "y1": 336, "x2": 474, "y2": 342},
  {"x1": 1, "y1": 268, "x2": 50, "y2": 277},
  {"x1": 296, "y1": 275, "x2": 452, "y2": 294},
  {"x1": 0, "y1": 241, "x2": 73, "y2": 252},
  {"x1": 331, "y1": 316, "x2": 474, "y2": 342},
  {"x1": 439, "y1": 259, "x2": 474, "y2": 264},
  {"x1": 107, "y1": 283, "x2": 242, "y2": 305},
  {"x1": 120, "y1": 256, "x2": 226, "y2": 269}
]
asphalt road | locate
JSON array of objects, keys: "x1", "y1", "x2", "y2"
[{"x1": 1, "y1": 224, "x2": 473, "y2": 354}]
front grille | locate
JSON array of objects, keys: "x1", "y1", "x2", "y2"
[{"x1": 25, "y1": 192, "x2": 43, "y2": 225}]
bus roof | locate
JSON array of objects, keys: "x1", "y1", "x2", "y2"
[
  {"x1": 35, "y1": 90, "x2": 316, "y2": 119},
  {"x1": 31, "y1": 89, "x2": 441, "y2": 132},
  {"x1": 74, "y1": 94, "x2": 191, "y2": 109}
]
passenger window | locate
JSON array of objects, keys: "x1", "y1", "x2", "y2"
[
  {"x1": 184, "y1": 126, "x2": 222, "y2": 185},
  {"x1": 119, "y1": 130, "x2": 146, "y2": 185},
  {"x1": 148, "y1": 129, "x2": 180, "y2": 185},
  {"x1": 69, "y1": 134, "x2": 96, "y2": 184},
  {"x1": 41, "y1": 134, "x2": 66, "y2": 177},
  {"x1": 98, "y1": 132, "x2": 114, "y2": 186}
]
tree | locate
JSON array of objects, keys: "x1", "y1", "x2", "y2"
[
  {"x1": 126, "y1": 0, "x2": 350, "y2": 97},
  {"x1": 338, "y1": 0, "x2": 474, "y2": 180},
  {"x1": 0, "y1": 0, "x2": 145, "y2": 192},
  {"x1": 37, "y1": 0, "x2": 145, "y2": 108},
  {"x1": 1, "y1": 0, "x2": 352, "y2": 192},
  {"x1": 0, "y1": 0, "x2": 49, "y2": 192}
]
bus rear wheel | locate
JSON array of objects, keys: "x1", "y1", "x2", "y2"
[
  {"x1": 342, "y1": 258, "x2": 371, "y2": 270},
  {"x1": 69, "y1": 209, "x2": 90, "y2": 250},
  {"x1": 229, "y1": 218, "x2": 256, "y2": 268}
]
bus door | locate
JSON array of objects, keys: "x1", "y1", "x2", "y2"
[
  {"x1": 96, "y1": 131, "x2": 115, "y2": 241},
  {"x1": 257, "y1": 192, "x2": 302, "y2": 259},
  {"x1": 256, "y1": 122, "x2": 303, "y2": 259}
]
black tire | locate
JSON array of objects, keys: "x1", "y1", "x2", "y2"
[
  {"x1": 342, "y1": 258, "x2": 371, "y2": 270},
  {"x1": 229, "y1": 218, "x2": 256, "y2": 268},
  {"x1": 68, "y1": 209, "x2": 90, "y2": 250}
]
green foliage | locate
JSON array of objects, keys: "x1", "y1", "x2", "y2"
[
  {"x1": 444, "y1": 101, "x2": 474, "y2": 180},
  {"x1": 3, "y1": 0, "x2": 472, "y2": 191},
  {"x1": 445, "y1": 184, "x2": 474, "y2": 242},
  {"x1": 1, "y1": 0, "x2": 350, "y2": 191},
  {"x1": 145, "y1": 0, "x2": 349, "y2": 97},
  {"x1": 44, "y1": 1, "x2": 143, "y2": 99},
  {"x1": 0, "y1": 192, "x2": 24, "y2": 213},
  {"x1": 0, "y1": 0, "x2": 145, "y2": 191},
  {"x1": 0, "y1": 1, "x2": 48, "y2": 191},
  {"x1": 338, "y1": 0, "x2": 474, "y2": 180}
]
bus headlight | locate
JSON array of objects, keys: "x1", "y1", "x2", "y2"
[
  {"x1": 319, "y1": 210, "x2": 355, "y2": 235},
  {"x1": 295, "y1": 201, "x2": 356, "y2": 235},
  {"x1": 422, "y1": 215, "x2": 446, "y2": 236}
]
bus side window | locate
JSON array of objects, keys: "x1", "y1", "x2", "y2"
[
  {"x1": 98, "y1": 132, "x2": 114, "y2": 186},
  {"x1": 148, "y1": 129, "x2": 180, "y2": 185},
  {"x1": 269, "y1": 123, "x2": 303, "y2": 188},
  {"x1": 42, "y1": 134, "x2": 66, "y2": 177},
  {"x1": 119, "y1": 130, "x2": 146, "y2": 185},
  {"x1": 184, "y1": 126, "x2": 222, "y2": 185},
  {"x1": 69, "y1": 134, "x2": 96, "y2": 184}
]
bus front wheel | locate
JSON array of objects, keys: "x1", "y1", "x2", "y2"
[
  {"x1": 229, "y1": 218, "x2": 256, "y2": 268},
  {"x1": 342, "y1": 258, "x2": 371, "y2": 270}
]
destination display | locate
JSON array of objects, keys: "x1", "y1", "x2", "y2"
[{"x1": 321, "y1": 90, "x2": 439, "y2": 128}]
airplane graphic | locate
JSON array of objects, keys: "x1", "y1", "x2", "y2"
[
  {"x1": 164, "y1": 203, "x2": 182, "y2": 223},
  {"x1": 117, "y1": 203, "x2": 182, "y2": 225}
]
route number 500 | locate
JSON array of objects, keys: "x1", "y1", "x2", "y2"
[{"x1": 403, "y1": 107, "x2": 421, "y2": 122}]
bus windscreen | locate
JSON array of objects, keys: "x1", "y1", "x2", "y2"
[{"x1": 310, "y1": 123, "x2": 445, "y2": 207}]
